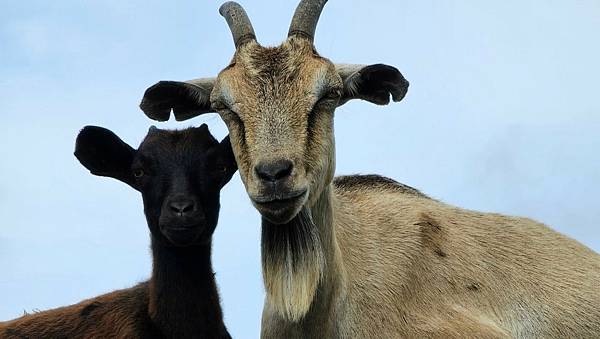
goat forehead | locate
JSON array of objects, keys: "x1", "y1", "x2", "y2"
[
  {"x1": 242, "y1": 46, "x2": 303, "y2": 81},
  {"x1": 135, "y1": 148, "x2": 208, "y2": 175},
  {"x1": 140, "y1": 130, "x2": 215, "y2": 155},
  {"x1": 238, "y1": 42, "x2": 328, "y2": 83},
  {"x1": 220, "y1": 52, "x2": 334, "y2": 113}
]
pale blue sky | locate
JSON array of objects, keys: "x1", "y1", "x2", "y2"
[{"x1": 1, "y1": 1, "x2": 599, "y2": 337}]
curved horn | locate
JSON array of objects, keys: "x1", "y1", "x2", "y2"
[
  {"x1": 287, "y1": 0, "x2": 328, "y2": 42},
  {"x1": 219, "y1": 1, "x2": 256, "y2": 48}
]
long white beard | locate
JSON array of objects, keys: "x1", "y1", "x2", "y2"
[{"x1": 261, "y1": 207, "x2": 325, "y2": 322}]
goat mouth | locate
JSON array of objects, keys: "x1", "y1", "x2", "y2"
[
  {"x1": 161, "y1": 224, "x2": 205, "y2": 246},
  {"x1": 252, "y1": 190, "x2": 307, "y2": 224},
  {"x1": 252, "y1": 189, "x2": 307, "y2": 205}
]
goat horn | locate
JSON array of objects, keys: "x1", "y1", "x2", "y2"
[
  {"x1": 219, "y1": 1, "x2": 256, "y2": 48},
  {"x1": 287, "y1": 0, "x2": 328, "y2": 42}
]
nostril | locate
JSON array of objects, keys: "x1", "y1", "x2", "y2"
[
  {"x1": 255, "y1": 159, "x2": 294, "y2": 182},
  {"x1": 169, "y1": 205, "x2": 180, "y2": 214},
  {"x1": 255, "y1": 166, "x2": 269, "y2": 181},
  {"x1": 181, "y1": 204, "x2": 194, "y2": 214},
  {"x1": 168, "y1": 199, "x2": 196, "y2": 216},
  {"x1": 275, "y1": 161, "x2": 293, "y2": 180}
]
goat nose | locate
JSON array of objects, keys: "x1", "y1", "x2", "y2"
[
  {"x1": 255, "y1": 159, "x2": 294, "y2": 182},
  {"x1": 168, "y1": 198, "x2": 196, "y2": 217}
]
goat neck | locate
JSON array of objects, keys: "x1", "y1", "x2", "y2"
[{"x1": 148, "y1": 237, "x2": 230, "y2": 339}]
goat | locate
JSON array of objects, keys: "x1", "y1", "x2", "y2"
[
  {"x1": 0, "y1": 125, "x2": 236, "y2": 338},
  {"x1": 139, "y1": 1, "x2": 600, "y2": 338}
]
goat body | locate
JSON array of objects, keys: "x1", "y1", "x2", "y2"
[{"x1": 260, "y1": 175, "x2": 600, "y2": 338}]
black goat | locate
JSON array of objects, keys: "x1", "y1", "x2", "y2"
[{"x1": 0, "y1": 124, "x2": 236, "y2": 338}]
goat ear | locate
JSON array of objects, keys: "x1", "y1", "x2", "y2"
[
  {"x1": 336, "y1": 64, "x2": 409, "y2": 106},
  {"x1": 74, "y1": 126, "x2": 136, "y2": 187},
  {"x1": 217, "y1": 135, "x2": 238, "y2": 186},
  {"x1": 140, "y1": 77, "x2": 216, "y2": 122}
]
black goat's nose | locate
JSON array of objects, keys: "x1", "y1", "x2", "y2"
[
  {"x1": 255, "y1": 159, "x2": 294, "y2": 182},
  {"x1": 168, "y1": 199, "x2": 196, "y2": 217}
]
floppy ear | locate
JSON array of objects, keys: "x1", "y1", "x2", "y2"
[
  {"x1": 336, "y1": 64, "x2": 409, "y2": 106},
  {"x1": 139, "y1": 77, "x2": 216, "y2": 122},
  {"x1": 217, "y1": 135, "x2": 238, "y2": 187},
  {"x1": 74, "y1": 126, "x2": 136, "y2": 188}
]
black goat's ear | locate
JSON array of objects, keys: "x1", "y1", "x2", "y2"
[
  {"x1": 140, "y1": 78, "x2": 216, "y2": 122},
  {"x1": 217, "y1": 135, "x2": 237, "y2": 186},
  {"x1": 74, "y1": 126, "x2": 136, "y2": 187},
  {"x1": 336, "y1": 64, "x2": 409, "y2": 106}
]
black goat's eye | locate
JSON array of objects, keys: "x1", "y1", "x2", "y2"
[{"x1": 133, "y1": 169, "x2": 144, "y2": 178}]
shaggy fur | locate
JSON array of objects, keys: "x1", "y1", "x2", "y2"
[
  {"x1": 261, "y1": 208, "x2": 325, "y2": 321},
  {"x1": 0, "y1": 126, "x2": 235, "y2": 338}
]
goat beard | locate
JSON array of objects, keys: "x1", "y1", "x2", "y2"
[{"x1": 261, "y1": 207, "x2": 325, "y2": 322}]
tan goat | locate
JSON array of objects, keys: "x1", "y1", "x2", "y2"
[{"x1": 139, "y1": 1, "x2": 600, "y2": 337}]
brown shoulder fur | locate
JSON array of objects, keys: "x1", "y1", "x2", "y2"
[{"x1": 0, "y1": 283, "x2": 157, "y2": 338}]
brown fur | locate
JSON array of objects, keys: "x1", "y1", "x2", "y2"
[{"x1": 0, "y1": 283, "x2": 157, "y2": 338}]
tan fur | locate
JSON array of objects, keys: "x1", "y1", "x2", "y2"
[
  {"x1": 210, "y1": 38, "x2": 341, "y2": 321},
  {"x1": 141, "y1": 2, "x2": 600, "y2": 337},
  {"x1": 256, "y1": 178, "x2": 600, "y2": 338},
  {"x1": 327, "y1": 181, "x2": 599, "y2": 338},
  {"x1": 212, "y1": 38, "x2": 339, "y2": 214},
  {"x1": 207, "y1": 36, "x2": 600, "y2": 338}
]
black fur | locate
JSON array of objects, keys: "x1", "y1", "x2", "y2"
[
  {"x1": 140, "y1": 81, "x2": 213, "y2": 122},
  {"x1": 339, "y1": 64, "x2": 409, "y2": 106},
  {"x1": 74, "y1": 126, "x2": 136, "y2": 187},
  {"x1": 74, "y1": 124, "x2": 236, "y2": 338}
]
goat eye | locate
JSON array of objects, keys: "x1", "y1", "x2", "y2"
[{"x1": 133, "y1": 169, "x2": 144, "y2": 178}]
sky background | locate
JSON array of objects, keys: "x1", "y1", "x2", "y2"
[{"x1": 1, "y1": 0, "x2": 599, "y2": 337}]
